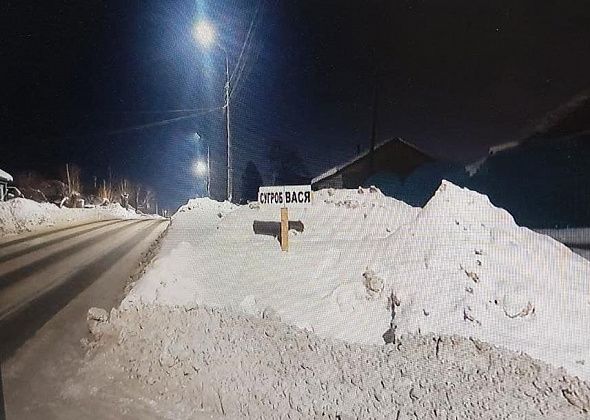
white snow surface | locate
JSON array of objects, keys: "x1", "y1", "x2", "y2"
[
  {"x1": 0, "y1": 168, "x2": 13, "y2": 182},
  {"x1": 124, "y1": 182, "x2": 590, "y2": 380},
  {"x1": 0, "y1": 198, "x2": 145, "y2": 236}
]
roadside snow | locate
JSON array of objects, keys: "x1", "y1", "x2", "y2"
[
  {"x1": 0, "y1": 198, "x2": 145, "y2": 236},
  {"x1": 124, "y1": 188, "x2": 418, "y2": 345},
  {"x1": 0, "y1": 168, "x2": 13, "y2": 182},
  {"x1": 71, "y1": 305, "x2": 590, "y2": 419},
  {"x1": 124, "y1": 181, "x2": 590, "y2": 380},
  {"x1": 374, "y1": 181, "x2": 590, "y2": 380}
]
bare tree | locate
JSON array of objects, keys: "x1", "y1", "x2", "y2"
[
  {"x1": 61, "y1": 163, "x2": 82, "y2": 196},
  {"x1": 98, "y1": 179, "x2": 114, "y2": 203}
]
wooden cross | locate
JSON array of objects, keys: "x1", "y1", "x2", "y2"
[{"x1": 280, "y1": 207, "x2": 289, "y2": 251}]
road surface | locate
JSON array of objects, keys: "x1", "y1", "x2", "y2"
[{"x1": 0, "y1": 217, "x2": 169, "y2": 419}]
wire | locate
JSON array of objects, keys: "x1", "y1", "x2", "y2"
[
  {"x1": 103, "y1": 107, "x2": 223, "y2": 136},
  {"x1": 230, "y1": 0, "x2": 280, "y2": 100},
  {"x1": 229, "y1": 0, "x2": 264, "y2": 98},
  {"x1": 15, "y1": 106, "x2": 225, "y2": 116},
  {"x1": 229, "y1": 0, "x2": 262, "y2": 84},
  {"x1": 28, "y1": 106, "x2": 224, "y2": 145},
  {"x1": 114, "y1": 107, "x2": 226, "y2": 115}
]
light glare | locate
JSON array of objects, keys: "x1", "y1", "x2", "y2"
[
  {"x1": 192, "y1": 160, "x2": 208, "y2": 176},
  {"x1": 193, "y1": 20, "x2": 215, "y2": 47}
]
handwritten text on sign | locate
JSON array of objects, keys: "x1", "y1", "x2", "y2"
[{"x1": 258, "y1": 185, "x2": 312, "y2": 207}]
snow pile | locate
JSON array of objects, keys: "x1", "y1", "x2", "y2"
[
  {"x1": 124, "y1": 182, "x2": 590, "y2": 379},
  {"x1": 70, "y1": 305, "x2": 590, "y2": 419},
  {"x1": 0, "y1": 168, "x2": 13, "y2": 182},
  {"x1": 96, "y1": 202, "x2": 143, "y2": 220},
  {"x1": 372, "y1": 181, "x2": 590, "y2": 379},
  {"x1": 124, "y1": 188, "x2": 418, "y2": 346},
  {"x1": 0, "y1": 198, "x2": 144, "y2": 236}
]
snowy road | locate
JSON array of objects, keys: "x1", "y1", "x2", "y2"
[{"x1": 0, "y1": 217, "x2": 169, "y2": 419}]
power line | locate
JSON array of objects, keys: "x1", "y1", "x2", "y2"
[
  {"x1": 19, "y1": 107, "x2": 223, "y2": 116},
  {"x1": 229, "y1": 0, "x2": 264, "y2": 97},
  {"x1": 230, "y1": 0, "x2": 280, "y2": 100},
  {"x1": 103, "y1": 107, "x2": 223, "y2": 136},
  {"x1": 114, "y1": 107, "x2": 226, "y2": 115},
  {"x1": 229, "y1": 0, "x2": 262, "y2": 83},
  {"x1": 29, "y1": 106, "x2": 224, "y2": 144}
]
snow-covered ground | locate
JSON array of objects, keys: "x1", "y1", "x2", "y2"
[
  {"x1": 0, "y1": 198, "x2": 147, "y2": 236},
  {"x1": 124, "y1": 181, "x2": 590, "y2": 380},
  {"x1": 74, "y1": 305, "x2": 590, "y2": 419}
]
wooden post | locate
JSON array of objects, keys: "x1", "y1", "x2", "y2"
[{"x1": 280, "y1": 207, "x2": 289, "y2": 251}]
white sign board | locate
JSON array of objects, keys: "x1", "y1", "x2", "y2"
[{"x1": 258, "y1": 185, "x2": 313, "y2": 208}]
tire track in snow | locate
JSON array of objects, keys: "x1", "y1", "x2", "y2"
[
  {"x1": 0, "y1": 220, "x2": 124, "y2": 264},
  {"x1": 0, "y1": 219, "x2": 166, "y2": 359},
  {"x1": 0, "y1": 220, "x2": 147, "y2": 289},
  {"x1": 0, "y1": 219, "x2": 111, "y2": 249}
]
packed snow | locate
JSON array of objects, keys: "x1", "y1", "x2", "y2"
[
  {"x1": 0, "y1": 168, "x2": 13, "y2": 182},
  {"x1": 0, "y1": 198, "x2": 145, "y2": 236},
  {"x1": 74, "y1": 305, "x2": 590, "y2": 419},
  {"x1": 124, "y1": 181, "x2": 590, "y2": 380}
]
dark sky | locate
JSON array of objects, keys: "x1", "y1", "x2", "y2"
[{"x1": 3, "y1": 0, "x2": 590, "y2": 209}]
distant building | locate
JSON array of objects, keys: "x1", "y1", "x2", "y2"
[
  {"x1": 0, "y1": 168, "x2": 13, "y2": 201},
  {"x1": 311, "y1": 137, "x2": 434, "y2": 190},
  {"x1": 463, "y1": 91, "x2": 590, "y2": 227}
]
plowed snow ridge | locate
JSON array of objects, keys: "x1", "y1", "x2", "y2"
[{"x1": 124, "y1": 181, "x2": 590, "y2": 380}]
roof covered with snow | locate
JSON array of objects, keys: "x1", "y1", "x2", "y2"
[
  {"x1": 0, "y1": 168, "x2": 13, "y2": 182},
  {"x1": 311, "y1": 137, "x2": 431, "y2": 184},
  {"x1": 530, "y1": 89, "x2": 590, "y2": 139}
]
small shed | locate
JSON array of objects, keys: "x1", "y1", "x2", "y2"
[
  {"x1": 311, "y1": 137, "x2": 434, "y2": 190},
  {"x1": 0, "y1": 168, "x2": 13, "y2": 201}
]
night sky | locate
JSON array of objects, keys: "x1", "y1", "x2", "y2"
[{"x1": 3, "y1": 0, "x2": 590, "y2": 209}]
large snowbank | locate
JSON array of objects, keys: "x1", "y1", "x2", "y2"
[
  {"x1": 73, "y1": 305, "x2": 590, "y2": 419},
  {"x1": 0, "y1": 198, "x2": 144, "y2": 236},
  {"x1": 124, "y1": 181, "x2": 590, "y2": 380}
]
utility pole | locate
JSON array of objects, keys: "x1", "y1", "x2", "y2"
[
  {"x1": 224, "y1": 51, "x2": 232, "y2": 202},
  {"x1": 368, "y1": 64, "x2": 379, "y2": 176},
  {"x1": 192, "y1": 20, "x2": 232, "y2": 202},
  {"x1": 207, "y1": 143, "x2": 211, "y2": 197},
  {"x1": 368, "y1": 1, "x2": 383, "y2": 174}
]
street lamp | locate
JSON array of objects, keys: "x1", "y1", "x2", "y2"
[
  {"x1": 192, "y1": 20, "x2": 215, "y2": 47},
  {"x1": 192, "y1": 19, "x2": 232, "y2": 202},
  {"x1": 192, "y1": 133, "x2": 210, "y2": 197}
]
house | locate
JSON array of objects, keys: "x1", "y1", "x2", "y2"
[
  {"x1": 311, "y1": 137, "x2": 435, "y2": 190},
  {"x1": 463, "y1": 91, "x2": 590, "y2": 227},
  {"x1": 0, "y1": 168, "x2": 13, "y2": 201}
]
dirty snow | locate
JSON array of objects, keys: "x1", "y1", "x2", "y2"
[
  {"x1": 71, "y1": 304, "x2": 590, "y2": 419},
  {"x1": 0, "y1": 198, "x2": 145, "y2": 236},
  {"x1": 124, "y1": 181, "x2": 590, "y2": 381}
]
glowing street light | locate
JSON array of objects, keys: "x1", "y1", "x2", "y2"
[
  {"x1": 192, "y1": 160, "x2": 208, "y2": 176},
  {"x1": 192, "y1": 132, "x2": 210, "y2": 197},
  {"x1": 192, "y1": 20, "x2": 216, "y2": 47},
  {"x1": 192, "y1": 19, "x2": 233, "y2": 202}
]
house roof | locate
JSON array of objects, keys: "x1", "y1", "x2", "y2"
[
  {"x1": 529, "y1": 90, "x2": 590, "y2": 140},
  {"x1": 0, "y1": 168, "x2": 13, "y2": 182},
  {"x1": 311, "y1": 137, "x2": 431, "y2": 184}
]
